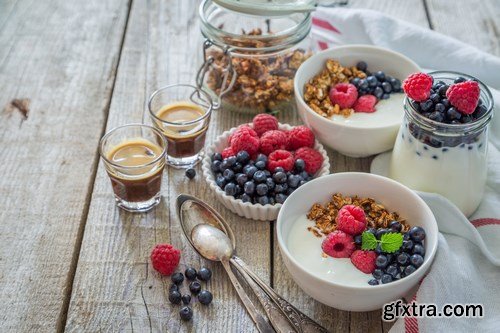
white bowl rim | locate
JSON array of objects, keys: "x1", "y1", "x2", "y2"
[
  {"x1": 202, "y1": 123, "x2": 331, "y2": 210},
  {"x1": 276, "y1": 172, "x2": 438, "y2": 291},
  {"x1": 294, "y1": 44, "x2": 421, "y2": 130}
]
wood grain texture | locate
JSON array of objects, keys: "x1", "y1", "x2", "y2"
[
  {"x1": 0, "y1": 0, "x2": 129, "y2": 331},
  {"x1": 271, "y1": 1, "x2": 430, "y2": 333},
  {"x1": 65, "y1": 0, "x2": 271, "y2": 332}
]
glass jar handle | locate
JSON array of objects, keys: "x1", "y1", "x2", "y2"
[{"x1": 196, "y1": 39, "x2": 236, "y2": 109}]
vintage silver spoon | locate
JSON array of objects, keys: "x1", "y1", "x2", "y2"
[{"x1": 177, "y1": 194, "x2": 328, "y2": 333}]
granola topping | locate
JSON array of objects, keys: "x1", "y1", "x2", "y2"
[{"x1": 306, "y1": 193, "x2": 409, "y2": 237}]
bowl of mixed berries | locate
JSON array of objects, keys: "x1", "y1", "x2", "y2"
[{"x1": 202, "y1": 114, "x2": 330, "y2": 221}]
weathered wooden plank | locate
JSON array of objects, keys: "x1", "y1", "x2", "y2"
[
  {"x1": 65, "y1": 0, "x2": 270, "y2": 332},
  {"x1": 271, "y1": 1, "x2": 430, "y2": 333},
  {"x1": 0, "y1": 0, "x2": 130, "y2": 331}
]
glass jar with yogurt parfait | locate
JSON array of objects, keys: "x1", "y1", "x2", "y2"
[
  {"x1": 389, "y1": 71, "x2": 494, "y2": 217},
  {"x1": 197, "y1": 0, "x2": 312, "y2": 114}
]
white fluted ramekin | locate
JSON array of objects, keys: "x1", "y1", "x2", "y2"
[{"x1": 202, "y1": 123, "x2": 330, "y2": 221}]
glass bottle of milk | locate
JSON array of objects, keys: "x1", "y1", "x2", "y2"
[{"x1": 390, "y1": 71, "x2": 493, "y2": 217}]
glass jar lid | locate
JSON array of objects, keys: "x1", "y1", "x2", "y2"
[{"x1": 212, "y1": 0, "x2": 316, "y2": 16}]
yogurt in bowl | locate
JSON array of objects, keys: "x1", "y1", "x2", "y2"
[{"x1": 276, "y1": 173, "x2": 438, "y2": 311}]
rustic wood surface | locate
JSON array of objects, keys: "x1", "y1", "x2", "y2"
[{"x1": 0, "y1": 0, "x2": 498, "y2": 332}]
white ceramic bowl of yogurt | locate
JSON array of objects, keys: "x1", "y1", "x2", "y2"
[
  {"x1": 276, "y1": 172, "x2": 438, "y2": 311},
  {"x1": 294, "y1": 45, "x2": 421, "y2": 157}
]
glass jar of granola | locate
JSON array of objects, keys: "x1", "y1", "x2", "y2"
[{"x1": 198, "y1": 0, "x2": 312, "y2": 114}]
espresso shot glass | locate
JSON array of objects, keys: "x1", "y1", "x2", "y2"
[
  {"x1": 148, "y1": 84, "x2": 213, "y2": 168},
  {"x1": 99, "y1": 124, "x2": 167, "y2": 212}
]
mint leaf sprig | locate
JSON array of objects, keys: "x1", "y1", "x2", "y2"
[{"x1": 361, "y1": 231, "x2": 403, "y2": 253}]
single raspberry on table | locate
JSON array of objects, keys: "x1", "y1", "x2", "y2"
[
  {"x1": 287, "y1": 126, "x2": 315, "y2": 150},
  {"x1": 353, "y1": 95, "x2": 377, "y2": 113},
  {"x1": 403, "y1": 72, "x2": 433, "y2": 102},
  {"x1": 252, "y1": 114, "x2": 279, "y2": 136},
  {"x1": 329, "y1": 83, "x2": 359, "y2": 108},
  {"x1": 231, "y1": 127, "x2": 260, "y2": 156},
  {"x1": 350, "y1": 250, "x2": 377, "y2": 274},
  {"x1": 446, "y1": 80, "x2": 480, "y2": 114},
  {"x1": 221, "y1": 146, "x2": 235, "y2": 159},
  {"x1": 260, "y1": 130, "x2": 288, "y2": 155},
  {"x1": 267, "y1": 150, "x2": 294, "y2": 172},
  {"x1": 336, "y1": 205, "x2": 367, "y2": 235},
  {"x1": 321, "y1": 230, "x2": 356, "y2": 258},
  {"x1": 294, "y1": 147, "x2": 323, "y2": 175},
  {"x1": 150, "y1": 243, "x2": 181, "y2": 276}
]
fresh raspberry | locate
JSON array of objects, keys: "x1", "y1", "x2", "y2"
[
  {"x1": 336, "y1": 205, "x2": 367, "y2": 235},
  {"x1": 267, "y1": 150, "x2": 294, "y2": 172},
  {"x1": 221, "y1": 146, "x2": 235, "y2": 159},
  {"x1": 353, "y1": 95, "x2": 377, "y2": 113},
  {"x1": 321, "y1": 230, "x2": 356, "y2": 258},
  {"x1": 294, "y1": 147, "x2": 323, "y2": 175},
  {"x1": 150, "y1": 243, "x2": 181, "y2": 276},
  {"x1": 350, "y1": 250, "x2": 377, "y2": 274},
  {"x1": 252, "y1": 114, "x2": 279, "y2": 136},
  {"x1": 228, "y1": 125, "x2": 257, "y2": 145},
  {"x1": 259, "y1": 130, "x2": 288, "y2": 155},
  {"x1": 446, "y1": 80, "x2": 480, "y2": 114},
  {"x1": 231, "y1": 127, "x2": 260, "y2": 156},
  {"x1": 403, "y1": 72, "x2": 433, "y2": 102},
  {"x1": 329, "y1": 83, "x2": 358, "y2": 108},
  {"x1": 287, "y1": 126, "x2": 315, "y2": 150}
]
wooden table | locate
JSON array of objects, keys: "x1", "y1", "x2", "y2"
[{"x1": 0, "y1": 0, "x2": 498, "y2": 332}]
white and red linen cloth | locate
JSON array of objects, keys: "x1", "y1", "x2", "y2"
[{"x1": 311, "y1": 7, "x2": 500, "y2": 333}]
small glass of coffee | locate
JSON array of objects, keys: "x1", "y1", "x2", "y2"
[
  {"x1": 148, "y1": 84, "x2": 213, "y2": 168},
  {"x1": 99, "y1": 124, "x2": 167, "y2": 212}
]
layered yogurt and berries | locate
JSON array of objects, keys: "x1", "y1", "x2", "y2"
[
  {"x1": 390, "y1": 72, "x2": 493, "y2": 216},
  {"x1": 288, "y1": 194, "x2": 427, "y2": 286},
  {"x1": 209, "y1": 114, "x2": 325, "y2": 206},
  {"x1": 303, "y1": 59, "x2": 404, "y2": 126}
]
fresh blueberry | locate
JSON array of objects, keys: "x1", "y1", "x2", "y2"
[
  {"x1": 474, "y1": 104, "x2": 487, "y2": 119},
  {"x1": 273, "y1": 171, "x2": 287, "y2": 184},
  {"x1": 241, "y1": 193, "x2": 252, "y2": 203},
  {"x1": 212, "y1": 153, "x2": 223, "y2": 162},
  {"x1": 434, "y1": 103, "x2": 445, "y2": 113},
  {"x1": 198, "y1": 267, "x2": 212, "y2": 281},
  {"x1": 359, "y1": 79, "x2": 369, "y2": 90},
  {"x1": 404, "y1": 265, "x2": 417, "y2": 276},
  {"x1": 368, "y1": 279, "x2": 379, "y2": 286},
  {"x1": 179, "y1": 306, "x2": 193, "y2": 321},
  {"x1": 268, "y1": 197, "x2": 276, "y2": 205},
  {"x1": 264, "y1": 170, "x2": 271, "y2": 177},
  {"x1": 366, "y1": 228, "x2": 377, "y2": 237},
  {"x1": 354, "y1": 234, "x2": 362, "y2": 246},
  {"x1": 401, "y1": 240, "x2": 414, "y2": 252},
  {"x1": 375, "y1": 71, "x2": 386, "y2": 82},
  {"x1": 376, "y1": 255, "x2": 389, "y2": 269},
  {"x1": 376, "y1": 228, "x2": 390, "y2": 239},
  {"x1": 374, "y1": 87, "x2": 384, "y2": 99},
  {"x1": 438, "y1": 84, "x2": 448, "y2": 96},
  {"x1": 461, "y1": 115, "x2": 473, "y2": 123},
  {"x1": 381, "y1": 274, "x2": 393, "y2": 284},
  {"x1": 294, "y1": 159, "x2": 306, "y2": 172},
  {"x1": 351, "y1": 77, "x2": 361, "y2": 87},
  {"x1": 274, "y1": 183, "x2": 288, "y2": 194},
  {"x1": 266, "y1": 178, "x2": 275, "y2": 191},
  {"x1": 219, "y1": 160, "x2": 230, "y2": 171},
  {"x1": 389, "y1": 221, "x2": 402, "y2": 232},
  {"x1": 244, "y1": 165, "x2": 258, "y2": 178},
  {"x1": 253, "y1": 170, "x2": 267, "y2": 183},
  {"x1": 286, "y1": 187, "x2": 295, "y2": 196},
  {"x1": 430, "y1": 93, "x2": 440, "y2": 103},
  {"x1": 386, "y1": 264, "x2": 399, "y2": 278},
  {"x1": 211, "y1": 160, "x2": 222, "y2": 173},
  {"x1": 224, "y1": 183, "x2": 238, "y2": 196},
  {"x1": 255, "y1": 154, "x2": 267, "y2": 164},
  {"x1": 382, "y1": 93, "x2": 390, "y2": 100},
  {"x1": 223, "y1": 169, "x2": 235, "y2": 181},
  {"x1": 232, "y1": 162, "x2": 243, "y2": 173},
  {"x1": 441, "y1": 98, "x2": 450, "y2": 108},
  {"x1": 373, "y1": 268, "x2": 383, "y2": 280},
  {"x1": 408, "y1": 226, "x2": 426, "y2": 242},
  {"x1": 356, "y1": 61, "x2": 368, "y2": 72},
  {"x1": 226, "y1": 156, "x2": 237, "y2": 167},
  {"x1": 275, "y1": 193, "x2": 287, "y2": 204},
  {"x1": 410, "y1": 254, "x2": 424, "y2": 267},
  {"x1": 390, "y1": 78, "x2": 402, "y2": 91},
  {"x1": 447, "y1": 107, "x2": 462, "y2": 121},
  {"x1": 243, "y1": 181, "x2": 255, "y2": 195},
  {"x1": 257, "y1": 196, "x2": 270, "y2": 205},
  {"x1": 198, "y1": 290, "x2": 213, "y2": 305},
  {"x1": 382, "y1": 81, "x2": 392, "y2": 93},
  {"x1": 367, "y1": 76, "x2": 378, "y2": 87},
  {"x1": 236, "y1": 151, "x2": 250, "y2": 164},
  {"x1": 412, "y1": 243, "x2": 425, "y2": 256},
  {"x1": 169, "y1": 290, "x2": 182, "y2": 304},
  {"x1": 171, "y1": 272, "x2": 184, "y2": 284},
  {"x1": 181, "y1": 294, "x2": 191, "y2": 305},
  {"x1": 420, "y1": 99, "x2": 434, "y2": 112},
  {"x1": 169, "y1": 284, "x2": 179, "y2": 293},
  {"x1": 429, "y1": 111, "x2": 444, "y2": 122},
  {"x1": 255, "y1": 160, "x2": 266, "y2": 170},
  {"x1": 454, "y1": 77, "x2": 466, "y2": 83},
  {"x1": 397, "y1": 252, "x2": 410, "y2": 266},
  {"x1": 256, "y1": 183, "x2": 269, "y2": 196},
  {"x1": 215, "y1": 175, "x2": 226, "y2": 189},
  {"x1": 287, "y1": 175, "x2": 301, "y2": 188},
  {"x1": 375, "y1": 244, "x2": 383, "y2": 254},
  {"x1": 236, "y1": 173, "x2": 248, "y2": 187},
  {"x1": 403, "y1": 233, "x2": 410, "y2": 241},
  {"x1": 185, "y1": 268, "x2": 197, "y2": 281}
]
